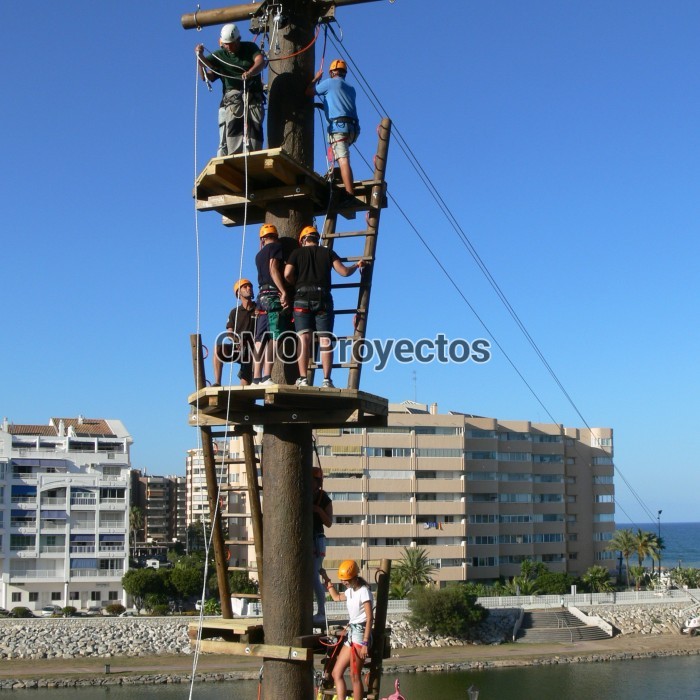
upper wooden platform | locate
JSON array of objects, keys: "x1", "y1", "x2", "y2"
[
  {"x1": 188, "y1": 384, "x2": 388, "y2": 427},
  {"x1": 193, "y1": 148, "x2": 387, "y2": 226}
]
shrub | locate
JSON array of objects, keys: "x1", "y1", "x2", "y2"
[
  {"x1": 104, "y1": 603, "x2": 126, "y2": 616},
  {"x1": 11, "y1": 607, "x2": 35, "y2": 618},
  {"x1": 150, "y1": 604, "x2": 170, "y2": 617},
  {"x1": 62, "y1": 606, "x2": 78, "y2": 617},
  {"x1": 409, "y1": 586, "x2": 486, "y2": 637}
]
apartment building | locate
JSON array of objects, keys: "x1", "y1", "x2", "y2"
[
  {"x1": 222, "y1": 402, "x2": 615, "y2": 585},
  {"x1": 0, "y1": 416, "x2": 132, "y2": 611},
  {"x1": 131, "y1": 472, "x2": 186, "y2": 546}
]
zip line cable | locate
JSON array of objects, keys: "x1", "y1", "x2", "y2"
[{"x1": 337, "y1": 35, "x2": 656, "y2": 524}]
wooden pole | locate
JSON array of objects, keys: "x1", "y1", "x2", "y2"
[
  {"x1": 367, "y1": 558, "x2": 392, "y2": 698},
  {"x1": 181, "y1": 0, "x2": 385, "y2": 30},
  {"x1": 241, "y1": 428, "x2": 264, "y2": 590},
  {"x1": 190, "y1": 334, "x2": 232, "y2": 618}
]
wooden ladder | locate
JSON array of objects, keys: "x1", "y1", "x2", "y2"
[{"x1": 308, "y1": 118, "x2": 391, "y2": 390}]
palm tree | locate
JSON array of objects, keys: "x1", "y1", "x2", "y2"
[
  {"x1": 606, "y1": 529, "x2": 636, "y2": 588},
  {"x1": 582, "y1": 565, "x2": 614, "y2": 593},
  {"x1": 393, "y1": 546, "x2": 436, "y2": 593},
  {"x1": 129, "y1": 507, "x2": 144, "y2": 557},
  {"x1": 634, "y1": 529, "x2": 659, "y2": 568},
  {"x1": 629, "y1": 565, "x2": 647, "y2": 591}
]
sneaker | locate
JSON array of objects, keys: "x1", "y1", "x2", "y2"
[
  {"x1": 321, "y1": 378, "x2": 334, "y2": 388},
  {"x1": 260, "y1": 377, "x2": 275, "y2": 386},
  {"x1": 312, "y1": 613, "x2": 326, "y2": 627},
  {"x1": 295, "y1": 377, "x2": 309, "y2": 387}
]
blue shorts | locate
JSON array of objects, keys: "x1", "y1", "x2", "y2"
[{"x1": 293, "y1": 290, "x2": 334, "y2": 336}]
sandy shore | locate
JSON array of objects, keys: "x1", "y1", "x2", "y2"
[{"x1": 2, "y1": 633, "x2": 699, "y2": 683}]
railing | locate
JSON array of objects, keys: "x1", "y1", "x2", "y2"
[
  {"x1": 71, "y1": 498, "x2": 97, "y2": 506},
  {"x1": 42, "y1": 498, "x2": 67, "y2": 506},
  {"x1": 10, "y1": 570, "x2": 59, "y2": 579},
  {"x1": 11, "y1": 496, "x2": 35, "y2": 504},
  {"x1": 40, "y1": 546, "x2": 65, "y2": 553},
  {"x1": 70, "y1": 569, "x2": 123, "y2": 578},
  {"x1": 98, "y1": 545, "x2": 125, "y2": 552},
  {"x1": 69, "y1": 545, "x2": 96, "y2": 553}
]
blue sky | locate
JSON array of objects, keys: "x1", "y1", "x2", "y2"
[{"x1": 3, "y1": 1, "x2": 698, "y2": 523}]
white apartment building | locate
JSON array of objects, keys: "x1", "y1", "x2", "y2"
[
  {"x1": 218, "y1": 402, "x2": 615, "y2": 586},
  {"x1": 0, "y1": 416, "x2": 132, "y2": 611}
]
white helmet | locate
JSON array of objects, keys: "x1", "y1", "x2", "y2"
[{"x1": 220, "y1": 23, "x2": 241, "y2": 44}]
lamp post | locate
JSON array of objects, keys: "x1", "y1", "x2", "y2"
[{"x1": 657, "y1": 510, "x2": 662, "y2": 573}]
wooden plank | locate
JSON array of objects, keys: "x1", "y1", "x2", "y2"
[{"x1": 197, "y1": 639, "x2": 312, "y2": 661}]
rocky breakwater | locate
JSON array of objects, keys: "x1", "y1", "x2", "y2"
[
  {"x1": 580, "y1": 603, "x2": 691, "y2": 635},
  {"x1": 0, "y1": 617, "x2": 191, "y2": 660}
]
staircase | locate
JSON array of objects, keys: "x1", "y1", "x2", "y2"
[{"x1": 516, "y1": 608, "x2": 610, "y2": 643}]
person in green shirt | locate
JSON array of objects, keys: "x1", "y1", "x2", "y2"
[{"x1": 196, "y1": 23, "x2": 265, "y2": 155}]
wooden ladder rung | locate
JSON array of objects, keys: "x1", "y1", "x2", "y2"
[
  {"x1": 322, "y1": 230, "x2": 375, "y2": 239},
  {"x1": 228, "y1": 566, "x2": 258, "y2": 572},
  {"x1": 222, "y1": 512, "x2": 252, "y2": 518},
  {"x1": 220, "y1": 484, "x2": 261, "y2": 492},
  {"x1": 225, "y1": 539, "x2": 256, "y2": 546},
  {"x1": 335, "y1": 308, "x2": 366, "y2": 315},
  {"x1": 338, "y1": 255, "x2": 373, "y2": 263},
  {"x1": 331, "y1": 282, "x2": 365, "y2": 289}
]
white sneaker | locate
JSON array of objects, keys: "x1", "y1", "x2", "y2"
[
  {"x1": 321, "y1": 378, "x2": 334, "y2": 388},
  {"x1": 295, "y1": 377, "x2": 308, "y2": 387},
  {"x1": 260, "y1": 378, "x2": 275, "y2": 386}
]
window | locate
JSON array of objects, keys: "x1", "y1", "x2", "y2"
[
  {"x1": 69, "y1": 592, "x2": 80, "y2": 601},
  {"x1": 498, "y1": 432, "x2": 530, "y2": 442},
  {"x1": 415, "y1": 427, "x2": 462, "y2": 435},
  {"x1": 595, "y1": 437, "x2": 613, "y2": 447},
  {"x1": 594, "y1": 475, "x2": 614, "y2": 484},
  {"x1": 12, "y1": 592, "x2": 21, "y2": 603},
  {"x1": 595, "y1": 495, "x2": 614, "y2": 503},
  {"x1": 533, "y1": 434, "x2": 562, "y2": 443},
  {"x1": 592, "y1": 456, "x2": 613, "y2": 465},
  {"x1": 51, "y1": 592, "x2": 61, "y2": 601},
  {"x1": 468, "y1": 429, "x2": 497, "y2": 439},
  {"x1": 91, "y1": 591, "x2": 101, "y2": 602},
  {"x1": 532, "y1": 454, "x2": 563, "y2": 463},
  {"x1": 466, "y1": 451, "x2": 496, "y2": 460},
  {"x1": 367, "y1": 470, "x2": 412, "y2": 479},
  {"x1": 365, "y1": 447, "x2": 412, "y2": 458},
  {"x1": 29, "y1": 592, "x2": 39, "y2": 602},
  {"x1": 108, "y1": 591, "x2": 119, "y2": 601},
  {"x1": 329, "y1": 492, "x2": 363, "y2": 501},
  {"x1": 416, "y1": 448, "x2": 462, "y2": 458},
  {"x1": 102, "y1": 466, "x2": 123, "y2": 477}
]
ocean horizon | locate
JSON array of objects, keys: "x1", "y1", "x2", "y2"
[{"x1": 616, "y1": 521, "x2": 700, "y2": 569}]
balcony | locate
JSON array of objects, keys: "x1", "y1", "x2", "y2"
[
  {"x1": 69, "y1": 545, "x2": 96, "y2": 554},
  {"x1": 71, "y1": 497, "x2": 97, "y2": 507},
  {"x1": 70, "y1": 568, "x2": 123, "y2": 578},
  {"x1": 40, "y1": 546, "x2": 66, "y2": 554}
]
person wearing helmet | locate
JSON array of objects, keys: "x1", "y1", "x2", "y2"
[
  {"x1": 320, "y1": 560, "x2": 373, "y2": 700},
  {"x1": 284, "y1": 225, "x2": 366, "y2": 387},
  {"x1": 306, "y1": 58, "x2": 359, "y2": 195},
  {"x1": 195, "y1": 23, "x2": 265, "y2": 155},
  {"x1": 311, "y1": 466, "x2": 333, "y2": 627},
  {"x1": 253, "y1": 223, "x2": 295, "y2": 384},
  {"x1": 212, "y1": 278, "x2": 258, "y2": 386}
]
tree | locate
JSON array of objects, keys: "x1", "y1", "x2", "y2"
[
  {"x1": 129, "y1": 507, "x2": 144, "y2": 557},
  {"x1": 122, "y1": 567, "x2": 163, "y2": 611},
  {"x1": 393, "y1": 547, "x2": 436, "y2": 593},
  {"x1": 581, "y1": 565, "x2": 614, "y2": 593},
  {"x1": 535, "y1": 571, "x2": 576, "y2": 595},
  {"x1": 171, "y1": 564, "x2": 205, "y2": 600},
  {"x1": 409, "y1": 585, "x2": 486, "y2": 637},
  {"x1": 606, "y1": 529, "x2": 636, "y2": 588},
  {"x1": 633, "y1": 529, "x2": 660, "y2": 569},
  {"x1": 629, "y1": 565, "x2": 648, "y2": 591}
]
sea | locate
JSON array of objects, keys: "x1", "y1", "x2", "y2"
[
  {"x1": 623, "y1": 521, "x2": 700, "y2": 569},
  {"x1": 7, "y1": 523, "x2": 700, "y2": 699}
]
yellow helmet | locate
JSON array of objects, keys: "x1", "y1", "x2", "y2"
[
  {"x1": 233, "y1": 278, "x2": 252, "y2": 297},
  {"x1": 329, "y1": 59, "x2": 347, "y2": 73},
  {"x1": 259, "y1": 223, "x2": 278, "y2": 239},
  {"x1": 299, "y1": 225, "x2": 319, "y2": 242},
  {"x1": 338, "y1": 560, "x2": 359, "y2": 581}
]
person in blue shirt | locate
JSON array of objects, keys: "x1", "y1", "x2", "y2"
[{"x1": 306, "y1": 59, "x2": 360, "y2": 194}]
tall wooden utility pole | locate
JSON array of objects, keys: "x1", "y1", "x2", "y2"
[{"x1": 183, "y1": 2, "x2": 384, "y2": 698}]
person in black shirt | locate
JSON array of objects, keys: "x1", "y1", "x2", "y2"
[
  {"x1": 312, "y1": 466, "x2": 333, "y2": 627},
  {"x1": 212, "y1": 278, "x2": 257, "y2": 386},
  {"x1": 284, "y1": 225, "x2": 364, "y2": 388}
]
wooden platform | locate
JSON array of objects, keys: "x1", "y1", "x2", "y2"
[
  {"x1": 188, "y1": 384, "x2": 388, "y2": 427},
  {"x1": 193, "y1": 148, "x2": 387, "y2": 225}
]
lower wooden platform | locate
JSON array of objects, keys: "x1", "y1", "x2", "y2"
[{"x1": 188, "y1": 384, "x2": 388, "y2": 427}]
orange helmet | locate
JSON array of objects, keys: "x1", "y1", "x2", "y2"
[
  {"x1": 329, "y1": 59, "x2": 347, "y2": 73},
  {"x1": 259, "y1": 223, "x2": 278, "y2": 239},
  {"x1": 233, "y1": 278, "x2": 252, "y2": 297},
  {"x1": 299, "y1": 225, "x2": 319, "y2": 242},
  {"x1": 338, "y1": 560, "x2": 359, "y2": 581}
]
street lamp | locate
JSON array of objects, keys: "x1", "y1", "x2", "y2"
[
  {"x1": 657, "y1": 510, "x2": 662, "y2": 572},
  {"x1": 467, "y1": 685, "x2": 480, "y2": 700}
]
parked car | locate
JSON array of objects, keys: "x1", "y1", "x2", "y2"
[
  {"x1": 86, "y1": 606, "x2": 103, "y2": 616},
  {"x1": 0, "y1": 607, "x2": 9, "y2": 617},
  {"x1": 195, "y1": 600, "x2": 202, "y2": 611},
  {"x1": 40, "y1": 605, "x2": 63, "y2": 617},
  {"x1": 119, "y1": 610, "x2": 138, "y2": 617}
]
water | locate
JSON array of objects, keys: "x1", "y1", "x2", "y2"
[
  {"x1": 6, "y1": 657, "x2": 700, "y2": 699},
  {"x1": 624, "y1": 521, "x2": 700, "y2": 569}
]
